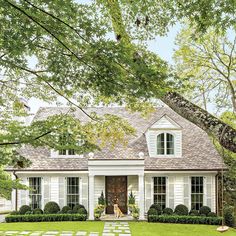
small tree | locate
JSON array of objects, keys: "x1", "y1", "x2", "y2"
[
  {"x1": 128, "y1": 191, "x2": 135, "y2": 205},
  {"x1": 98, "y1": 191, "x2": 105, "y2": 206}
]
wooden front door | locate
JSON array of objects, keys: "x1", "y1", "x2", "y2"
[{"x1": 105, "y1": 176, "x2": 127, "y2": 214}]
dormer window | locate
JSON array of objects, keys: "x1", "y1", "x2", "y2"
[{"x1": 157, "y1": 133, "x2": 174, "y2": 155}]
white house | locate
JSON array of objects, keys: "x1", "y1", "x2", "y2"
[{"x1": 5, "y1": 106, "x2": 224, "y2": 220}]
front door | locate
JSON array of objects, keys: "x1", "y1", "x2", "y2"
[{"x1": 105, "y1": 176, "x2": 127, "y2": 214}]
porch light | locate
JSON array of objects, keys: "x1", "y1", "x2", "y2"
[
  {"x1": 88, "y1": 152, "x2": 94, "y2": 158},
  {"x1": 138, "y1": 152, "x2": 144, "y2": 159}
]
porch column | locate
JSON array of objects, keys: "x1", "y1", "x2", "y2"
[
  {"x1": 138, "y1": 174, "x2": 145, "y2": 220},
  {"x1": 88, "y1": 174, "x2": 95, "y2": 220}
]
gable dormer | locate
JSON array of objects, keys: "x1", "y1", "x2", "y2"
[{"x1": 146, "y1": 115, "x2": 182, "y2": 158}]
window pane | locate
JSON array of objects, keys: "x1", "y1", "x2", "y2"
[
  {"x1": 166, "y1": 133, "x2": 174, "y2": 155},
  {"x1": 157, "y1": 133, "x2": 165, "y2": 155},
  {"x1": 67, "y1": 177, "x2": 80, "y2": 208},
  {"x1": 191, "y1": 177, "x2": 204, "y2": 210},
  {"x1": 29, "y1": 177, "x2": 42, "y2": 209},
  {"x1": 153, "y1": 177, "x2": 166, "y2": 210}
]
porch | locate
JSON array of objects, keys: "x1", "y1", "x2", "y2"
[{"x1": 88, "y1": 158, "x2": 145, "y2": 220}]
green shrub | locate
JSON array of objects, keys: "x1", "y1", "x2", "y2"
[
  {"x1": 25, "y1": 211, "x2": 32, "y2": 215},
  {"x1": 61, "y1": 206, "x2": 71, "y2": 214},
  {"x1": 73, "y1": 204, "x2": 85, "y2": 213},
  {"x1": 98, "y1": 191, "x2": 105, "y2": 206},
  {"x1": 208, "y1": 212, "x2": 217, "y2": 217},
  {"x1": 5, "y1": 214, "x2": 87, "y2": 223},
  {"x1": 128, "y1": 191, "x2": 135, "y2": 205},
  {"x1": 174, "y1": 204, "x2": 188, "y2": 216},
  {"x1": 9, "y1": 211, "x2": 19, "y2": 215},
  {"x1": 149, "y1": 204, "x2": 162, "y2": 215},
  {"x1": 33, "y1": 208, "x2": 43, "y2": 215},
  {"x1": 67, "y1": 210, "x2": 73, "y2": 214},
  {"x1": 148, "y1": 215, "x2": 222, "y2": 225},
  {"x1": 163, "y1": 208, "x2": 173, "y2": 215},
  {"x1": 44, "y1": 202, "x2": 60, "y2": 214},
  {"x1": 19, "y1": 205, "x2": 31, "y2": 215},
  {"x1": 189, "y1": 210, "x2": 199, "y2": 216},
  {"x1": 224, "y1": 206, "x2": 235, "y2": 227},
  {"x1": 147, "y1": 208, "x2": 158, "y2": 216},
  {"x1": 199, "y1": 206, "x2": 211, "y2": 216},
  {"x1": 78, "y1": 208, "x2": 87, "y2": 215}
]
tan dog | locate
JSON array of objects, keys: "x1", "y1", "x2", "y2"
[{"x1": 114, "y1": 204, "x2": 124, "y2": 218}]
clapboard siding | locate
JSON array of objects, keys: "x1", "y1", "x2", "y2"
[
  {"x1": 0, "y1": 198, "x2": 12, "y2": 211},
  {"x1": 50, "y1": 177, "x2": 59, "y2": 203},
  {"x1": 94, "y1": 176, "x2": 105, "y2": 204},
  {"x1": 151, "y1": 115, "x2": 181, "y2": 129},
  {"x1": 145, "y1": 176, "x2": 152, "y2": 212}
]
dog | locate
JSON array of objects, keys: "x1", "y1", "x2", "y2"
[{"x1": 114, "y1": 204, "x2": 124, "y2": 218}]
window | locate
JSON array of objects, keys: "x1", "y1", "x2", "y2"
[
  {"x1": 29, "y1": 177, "x2": 42, "y2": 209},
  {"x1": 157, "y1": 133, "x2": 174, "y2": 155},
  {"x1": 153, "y1": 177, "x2": 166, "y2": 210},
  {"x1": 67, "y1": 177, "x2": 80, "y2": 208},
  {"x1": 191, "y1": 177, "x2": 204, "y2": 210}
]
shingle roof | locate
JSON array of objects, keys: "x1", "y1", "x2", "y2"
[{"x1": 7, "y1": 106, "x2": 224, "y2": 171}]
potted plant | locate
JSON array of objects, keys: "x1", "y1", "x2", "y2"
[
  {"x1": 128, "y1": 191, "x2": 135, "y2": 214},
  {"x1": 98, "y1": 191, "x2": 106, "y2": 215}
]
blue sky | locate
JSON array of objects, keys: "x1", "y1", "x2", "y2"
[{"x1": 29, "y1": 21, "x2": 180, "y2": 113}]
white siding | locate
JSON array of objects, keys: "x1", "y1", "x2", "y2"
[
  {"x1": 145, "y1": 173, "x2": 217, "y2": 213},
  {"x1": 128, "y1": 176, "x2": 138, "y2": 205},
  {"x1": 0, "y1": 198, "x2": 11, "y2": 211},
  {"x1": 151, "y1": 115, "x2": 181, "y2": 129},
  {"x1": 94, "y1": 176, "x2": 105, "y2": 205},
  {"x1": 50, "y1": 177, "x2": 59, "y2": 203}
]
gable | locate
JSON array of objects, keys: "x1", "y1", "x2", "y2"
[{"x1": 150, "y1": 115, "x2": 182, "y2": 130}]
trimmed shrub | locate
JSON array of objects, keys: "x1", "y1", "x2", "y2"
[
  {"x1": 208, "y1": 212, "x2": 217, "y2": 217},
  {"x1": 5, "y1": 214, "x2": 87, "y2": 223},
  {"x1": 9, "y1": 211, "x2": 19, "y2": 215},
  {"x1": 147, "y1": 208, "x2": 158, "y2": 216},
  {"x1": 44, "y1": 202, "x2": 60, "y2": 214},
  {"x1": 224, "y1": 206, "x2": 235, "y2": 227},
  {"x1": 148, "y1": 215, "x2": 222, "y2": 225},
  {"x1": 199, "y1": 206, "x2": 211, "y2": 216},
  {"x1": 163, "y1": 208, "x2": 173, "y2": 215},
  {"x1": 19, "y1": 205, "x2": 31, "y2": 215},
  {"x1": 189, "y1": 210, "x2": 199, "y2": 216},
  {"x1": 67, "y1": 210, "x2": 73, "y2": 214},
  {"x1": 149, "y1": 204, "x2": 162, "y2": 215},
  {"x1": 73, "y1": 204, "x2": 85, "y2": 213},
  {"x1": 98, "y1": 191, "x2": 106, "y2": 206},
  {"x1": 174, "y1": 204, "x2": 188, "y2": 216},
  {"x1": 78, "y1": 208, "x2": 87, "y2": 215},
  {"x1": 61, "y1": 206, "x2": 71, "y2": 214},
  {"x1": 33, "y1": 208, "x2": 43, "y2": 215}
]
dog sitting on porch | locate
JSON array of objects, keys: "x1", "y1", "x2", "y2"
[{"x1": 114, "y1": 204, "x2": 124, "y2": 218}]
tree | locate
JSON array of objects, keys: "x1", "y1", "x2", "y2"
[
  {"x1": 174, "y1": 26, "x2": 236, "y2": 113},
  {"x1": 0, "y1": 0, "x2": 236, "y2": 188}
]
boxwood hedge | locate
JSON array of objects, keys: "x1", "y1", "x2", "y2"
[
  {"x1": 5, "y1": 213, "x2": 87, "y2": 223},
  {"x1": 148, "y1": 215, "x2": 222, "y2": 225}
]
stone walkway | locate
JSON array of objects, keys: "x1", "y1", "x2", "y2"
[
  {"x1": 102, "y1": 222, "x2": 131, "y2": 236},
  {"x1": 0, "y1": 222, "x2": 131, "y2": 236}
]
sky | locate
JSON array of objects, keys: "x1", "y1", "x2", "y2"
[{"x1": 28, "y1": 24, "x2": 180, "y2": 114}]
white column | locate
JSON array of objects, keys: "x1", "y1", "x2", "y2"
[
  {"x1": 88, "y1": 174, "x2": 95, "y2": 220},
  {"x1": 138, "y1": 174, "x2": 145, "y2": 220}
]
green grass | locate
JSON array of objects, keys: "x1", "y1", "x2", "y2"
[
  {"x1": 1, "y1": 221, "x2": 236, "y2": 236},
  {"x1": 0, "y1": 221, "x2": 104, "y2": 233},
  {"x1": 129, "y1": 222, "x2": 236, "y2": 236}
]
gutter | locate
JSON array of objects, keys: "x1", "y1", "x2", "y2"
[{"x1": 12, "y1": 170, "x2": 18, "y2": 211}]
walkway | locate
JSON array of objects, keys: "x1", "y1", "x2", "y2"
[{"x1": 102, "y1": 222, "x2": 131, "y2": 236}]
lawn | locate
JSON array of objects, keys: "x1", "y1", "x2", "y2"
[
  {"x1": 129, "y1": 222, "x2": 236, "y2": 236},
  {"x1": 1, "y1": 221, "x2": 236, "y2": 236}
]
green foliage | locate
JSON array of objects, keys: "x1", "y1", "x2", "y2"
[
  {"x1": 44, "y1": 202, "x2": 60, "y2": 214},
  {"x1": 78, "y1": 208, "x2": 87, "y2": 216},
  {"x1": 174, "y1": 204, "x2": 189, "y2": 216},
  {"x1": 163, "y1": 208, "x2": 173, "y2": 215},
  {"x1": 128, "y1": 191, "x2": 135, "y2": 205},
  {"x1": 150, "y1": 204, "x2": 162, "y2": 215},
  {"x1": 19, "y1": 205, "x2": 31, "y2": 215},
  {"x1": 33, "y1": 208, "x2": 43, "y2": 215},
  {"x1": 147, "y1": 208, "x2": 158, "y2": 216},
  {"x1": 94, "y1": 204, "x2": 105, "y2": 219},
  {"x1": 208, "y1": 212, "x2": 217, "y2": 217},
  {"x1": 98, "y1": 191, "x2": 105, "y2": 206},
  {"x1": 224, "y1": 206, "x2": 235, "y2": 227},
  {"x1": 9, "y1": 211, "x2": 19, "y2": 215},
  {"x1": 72, "y1": 204, "x2": 85, "y2": 213},
  {"x1": 147, "y1": 215, "x2": 222, "y2": 225},
  {"x1": 189, "y1": 210, "x2": 199, "y2": 216},
  {"x1": 5, "y1": 214, "x2": 87, "y2": 223},
  {"x1": 61, "y1": 206, "x2": 71, "y2": 214},
  {"x1": 199, "y1": 206, "x2": 211, "y2": 216},
  {"x1": 131, "y1": 205, "x2": 139, "y2": 220},
  {"x1": 67, "y1": 210, "x2": 73, "y2": 214}
]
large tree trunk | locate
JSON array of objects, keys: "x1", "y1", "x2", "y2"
[
  {"x1": 104, "y1": 0, "x2": 236, "y2": 154},
  {"x1": 162, "y1": 92, "x2": 236, "y2": 152}
]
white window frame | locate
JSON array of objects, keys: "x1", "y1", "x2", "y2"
[
  {"x1": 66, "y1": 177, "x2": 81, "y2": 208},
  {"x1": 28, "y1": 177, "x2": 42, "y2": 209},
  {"x1": 156, "y1": 132, "x2": 175, "y2": 156}
]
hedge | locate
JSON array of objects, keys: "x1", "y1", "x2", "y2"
[
  {"x1": 148, "y1": 215, "x2": 222, "y2": 225},
  {"x1": 5, "y1": 214, "x2": 87, "y2": 223}
]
